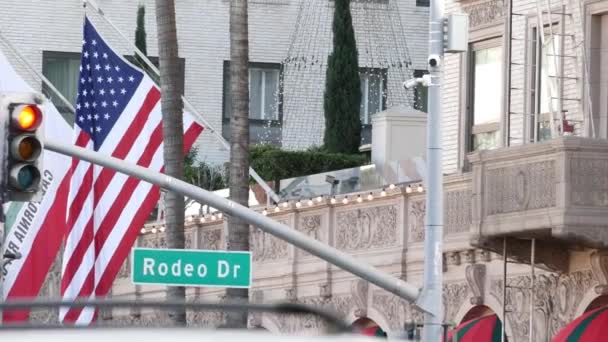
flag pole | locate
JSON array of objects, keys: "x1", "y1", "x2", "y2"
[{"x1": 83, "y1": 0, "x2": 280, "y2": 204}]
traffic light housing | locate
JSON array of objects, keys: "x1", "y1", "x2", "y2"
[{"x1": 1, "y1": 92, "x2": 45, "y2": 202}]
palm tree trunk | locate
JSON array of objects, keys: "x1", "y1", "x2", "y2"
[
  {"x1": 225, "y1": 0, "x2": 250, "y2": 329},
  {"x1": 155, "y1": 0, "x2": 186, "y2": 326}
]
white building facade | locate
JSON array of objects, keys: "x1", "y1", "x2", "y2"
[{"x1": 0, "y1": 0, "x2": 430, "y2": 164}]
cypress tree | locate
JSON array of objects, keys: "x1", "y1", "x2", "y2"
[
  {"x1": 135, "y1": 4, "x2": 148, "y2": 68},
  {"x1": 323, "y1": 0, "x2": 361, "y2": 154}
]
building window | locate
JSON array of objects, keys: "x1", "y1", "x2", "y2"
[
  {"x1": 42, "y1": 51, "x2": 81, "y2": 122},
  {"x1": 531, "y1": 26, "x2": 561, "y2": 142},
  {"x1": 359, "y1": 68, "x2": 387, "y2": 125},
  {"x1": 222, "y1": 61, "x2": 282, "y2": 145},
  {"x1": 359, "y1": 68, "x2": 387, "y2": 146},
  {"x1": 467, "y1": 40, "x2": 502, "y2": 151},
  {"x1": 589, "y1": 13, "x2": 608, "y2": 138},
  {"x1": 414, "y1": 69, "x2": 428, "y2": 113},
  {"x1": 416, "y1": 0, "x2": 430, "y2": 7}
]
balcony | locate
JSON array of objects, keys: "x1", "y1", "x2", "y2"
[{"x1": 468, "y1": 136, "x2": 608, "y2": 271}]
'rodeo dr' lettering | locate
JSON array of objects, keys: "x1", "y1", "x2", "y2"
[
  {"x1": 142, "y1": 258, "x2": 241, "y2": 279},
  {"x1": 131, "y1": 248, "x2": 252, "y2": 288}
]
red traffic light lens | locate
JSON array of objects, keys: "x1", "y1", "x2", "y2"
[{"x1": 13, "y1": 104, "x2": 42, "y2": 131}]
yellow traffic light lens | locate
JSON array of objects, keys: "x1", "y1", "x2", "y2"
[
  {"x1": 18, "y1": 138, "x2": 35, "y2": 160},
  {"x1": 18, "y1": 105, "x2": 41, "y2": 130},
  {"x1": 10, "y1": 134, "x2": 41, "y2": 162},
  {"x1": 12, "y1": 104, "x2": 42, "y2": 132}
]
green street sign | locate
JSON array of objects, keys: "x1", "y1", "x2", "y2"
[{"x1": 131, "y1": 248, "x2": 252, "y2": 288}]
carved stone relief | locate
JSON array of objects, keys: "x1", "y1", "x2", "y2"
[
  {"x1": 443, "y1": 282, "x2": 469, "y2": 323},
  {"x1": 490, "y1": 270, "x2": 595, "y2": 342},
  {"x1": 371, "y1": 292, "x2": 407, "y2": 330},
  {"x1": 200, "y1": 229, "x2": 222, "y2": 250},
  {"x1": 110, "y1": 311, "x2": 172, "y2": 327},
  {"x1": 465, "y1": 264, "x2": 486, "y2": 305},
  {"x1": 462, "y1": 0, "x2": 505, "y2": 28},
  {"x1": 461, "y1": 249, "x2": 476, "y2": 264},
  {"x1": 590, "y1": 250, "x2": 608, "y2": 294},
  {"x1": 187, "y1": 311, "x2": 226, "y2": 328},
  {"x1": 409, "y1": 200, "x2": 426, "y2": 243},
  {"x1": 570, "y1": 159, "x2": 608, "y2": 207},
  {"x1": 446, "y1": 252, "x2": 462, "y2": 266},
  {"x1": 38, "y1": 253, "x2": 62, "y2": 299},
  {"x1": 484, "y1": 161, "x2": 556, "y2": 215},
  {"x1": 319, "y1": 283, "x2": 332, "y2": 299},
  {"x1": 351, "y1": 280, "x2": 369, "y2": 318},
  {"x1": 336, "y1": 205, "x2": 397, "y2": 250},
  {"x1": 297, "y1": 215, "x2": 321, "y2": 257},
  {"x1": 185, "y1": 230, "x2": 195, "y2": 249},
  {"x1": 117, "y1": 255, "x2": 130, "y2": 278},
  {"x1": 251, "y1": 221, "x2": 289, "y2": 262},
  {"x1": 32, "y1": 254, "x2": 61, "y2": 323},
  {"x1": 139, "y1": 233, "x2": 167, "y2": 248},
  {"x1": 267, "y1": 295, "x2": 352, "y2": 334},
  {"x1": 445, "y1": 190, "x2": 472, "y2": 235},
  {"x1": 249, "y1": 290, "x2": 264, "y2": 327}
]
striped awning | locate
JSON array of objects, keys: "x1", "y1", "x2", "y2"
[
  {"x1": 552, "y1": 305, "x2": 608, "y2": 342},
  {"x1": 445, "y1": 314, "x2": 503, "y2": 342},
  {"x1": 359, "y1": 325, "x2": 387, "y2": 338}
]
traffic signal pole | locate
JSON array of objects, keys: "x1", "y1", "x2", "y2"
[
  {"x1": 415, "y1": 0, "x2": 445, "y2": 339},
  {"x1": 44, "y1": 138, "x2": 425, "y2": 308}
]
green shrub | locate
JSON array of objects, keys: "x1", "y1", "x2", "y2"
[{"x1": 250, "y1": 145, "x2": 368, "y2": 189}]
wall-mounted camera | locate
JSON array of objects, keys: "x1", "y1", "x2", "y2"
[{"x1": 428, "y1": 54, "x2": 441, "y2": 68}]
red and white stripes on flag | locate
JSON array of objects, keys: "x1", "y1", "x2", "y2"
[{"x1": 59, "y1": 17, "x2": 203, "y2": 325}]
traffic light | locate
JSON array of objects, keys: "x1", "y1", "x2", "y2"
[{"x1": 0, "y1": 92, "x2": 45, "y2": 202}]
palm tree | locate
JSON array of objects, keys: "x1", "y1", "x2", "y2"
[
  {"x1": 155, "y1": 0, "x2": 186, "y2": 326},
  {"x1": 225, "y1": 0, "x2": 250, "y2": 328}
]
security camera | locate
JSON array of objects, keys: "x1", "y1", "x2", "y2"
[
  {"x1": 403, "y1": 74, "x2": 432, "y2": 90},
  {"x1": 325, "y1": 175, "x2": 339, "y2": 185},
  {"x1": 403, "y1": 78, "x2": 419, "y2": 90},
  {"x1": 428, "y1": 54, "x2": 441, "y2": 68}
]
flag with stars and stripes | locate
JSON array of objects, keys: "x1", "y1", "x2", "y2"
[{"x1": 59, "y1": 16, "x2": 203, "y2": 325}]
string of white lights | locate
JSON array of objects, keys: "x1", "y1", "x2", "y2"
[{"x1": 139, "y1": 182, "x2": 425, "y2": 235}]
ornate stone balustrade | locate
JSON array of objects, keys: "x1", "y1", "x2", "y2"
[{"x1": 468, "y1": 137, "x2": 608, "y2": 271}]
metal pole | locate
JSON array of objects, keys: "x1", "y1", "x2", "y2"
[
  {"x1": 83, "y1": 0, "x2": 280, "y2": 204},
  {"x1": 44, "y1": 138, "x2": 424, "y2": 306},
  {"x1": 416, "y1": 0, "x2": 445, "y2": 339},
  {"x1": 505, "y1": 0, "x2": 513, "y2": 146}
]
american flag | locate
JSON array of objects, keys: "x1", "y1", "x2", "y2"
[{"x1": 59, "y1": 17, "x2": 203, "y2": 324}]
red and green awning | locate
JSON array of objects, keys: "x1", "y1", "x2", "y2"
[
  {"x1": 359, "y1": 325, "x2": 387, "y2": 338},
  {"x1": 445, "y1": 314, "x2": 503, "y2": 342},
  {"x1": 552, "y1": 305, "x2": 608, "y2": 342}
]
